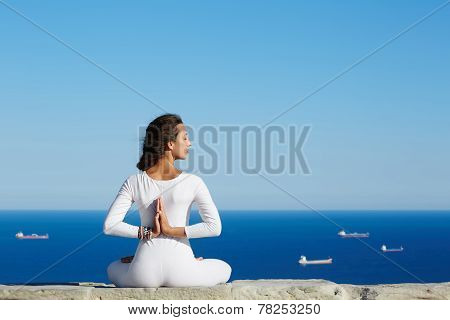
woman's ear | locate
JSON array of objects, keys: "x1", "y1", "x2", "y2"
[{"x1": 167, "y1": 140, "x2": 174, "y2": 150}]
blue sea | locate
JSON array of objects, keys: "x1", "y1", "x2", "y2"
[{"x1": 1, "y1": 210, "x2": 449, "y2": 285}]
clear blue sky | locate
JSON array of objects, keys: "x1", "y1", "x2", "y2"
[{"x1": 1, "y1": 0, "x2": 449, "y2": 210}]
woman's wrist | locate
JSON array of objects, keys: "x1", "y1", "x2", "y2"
[
  {"x1": 138, "y1": 226, "x2": 154, "y2": 240},
  {"x1": 163, "y1": 226, "x2": 186, "y2": 238},
  {"x1": 163, "y1": 224, "x2": 173, "y2": 236}
]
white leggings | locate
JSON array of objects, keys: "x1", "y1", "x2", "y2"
[{"x1": 107, "y1": 237, "x2": 232, "y2": 288}]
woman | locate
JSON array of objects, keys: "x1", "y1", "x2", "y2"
[{"x1": 103, "y1": 114, "x2": 232, "y2": 287}]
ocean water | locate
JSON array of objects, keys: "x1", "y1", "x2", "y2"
[{"x1": 0, "y1": 210, "x2": 449, "y2": 285}]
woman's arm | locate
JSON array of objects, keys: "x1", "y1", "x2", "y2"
[
  {"x1": 158, "y1": 177, "x2": 221, "y2": 239},
  {"x1": 163, "y1": 226, "x2": 187, "y2": 237},
  {"x1": 184, "y1": 178, "x2": 222, "y2": 238},
  {"x1": 103, "y1": 178, "x2": 140, "y2": 238}
]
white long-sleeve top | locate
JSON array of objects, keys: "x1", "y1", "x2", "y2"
[{"x1": 103, "y1": 171, "x2": 221, "y2": 239}]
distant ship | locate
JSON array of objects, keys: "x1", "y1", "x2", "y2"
[
  {"x1": 338, "y1": 230, "x2": 369, "y2": 238},
  {"x1": 299, "y1": 255, "x2": 333, "y2": 265},
  {"x1": 381, "y1": 244, "x2": 403, "y2": 252},
  {"x1": 16, "y1": 232, "x2": 49, "y2": 240}
]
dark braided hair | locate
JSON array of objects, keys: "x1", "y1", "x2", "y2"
[{"x1": 137, "y1": 114, "x2": 183, "y2": 171}]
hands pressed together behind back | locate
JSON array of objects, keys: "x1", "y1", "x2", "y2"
[{"x1": 121, "y1": 197, "x2": 203, "y2": 263}]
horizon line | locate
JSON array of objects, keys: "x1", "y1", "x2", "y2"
[{"x1": 1, "y1": 209, "x2": 450, "y2": 212}]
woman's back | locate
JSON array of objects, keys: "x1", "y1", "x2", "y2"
[
  {"x1": 103, "y1": 171, "x2": 231, "y2": 288},
  {"x1": 104, "y1": 171, "x2": 222, "y2": 240}
]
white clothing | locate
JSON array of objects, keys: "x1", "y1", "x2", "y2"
[{"x1": 103, "y1": 171, "x2": 232, "y2": 287}]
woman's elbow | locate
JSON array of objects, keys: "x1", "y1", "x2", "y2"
[
  {"x1": 210, "y1": 221, "x2": 222, "y2": 236},
  {"x1": 103, "y1": 222, "x2": 113, "y2": 235}
]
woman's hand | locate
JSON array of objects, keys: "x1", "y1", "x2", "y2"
[
  {"x1": 157, "y1": 197, "x2": 172, "y2": 236},
  {"x1": 157, "y1": 197, "x2": 188, "y2": 238},
  {"x1": 152, "y1": 207, "x2": 161, "y2": 238}
]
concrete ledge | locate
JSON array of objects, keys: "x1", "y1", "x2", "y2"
[{"x1": 1, "y1": 280, "x2": 449, "y2": 300}]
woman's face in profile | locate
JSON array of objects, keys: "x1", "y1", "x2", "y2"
[{"x1": 171, "y1": 124, "x2": 191, "y2": 160}]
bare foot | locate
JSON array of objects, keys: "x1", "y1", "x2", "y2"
[
  {"x1": 121, "y1": 255, "x2": 134, "y2": 263},
  {"x1": 195, "y1": 257, "x2": 204, "y2": 261}
]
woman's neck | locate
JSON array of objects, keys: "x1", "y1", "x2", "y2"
[{"x1": 145, "y1": 155, "x2": 181, "y2": 180}]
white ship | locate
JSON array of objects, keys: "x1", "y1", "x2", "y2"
[
  {"x1": 16, "y1": 232, "x2": 49, "y2": 240},
  {"x1": 338, "y1": 230, "x2": 369, "y2": 238},
  {"x1": 381, "y1": 244, "x2": 403, "y2": 252},
  {"x1": 298, "y1": 255, "x2": 333, "y2": 265}
]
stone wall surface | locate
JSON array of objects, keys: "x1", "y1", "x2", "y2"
[{"x1": 1, "y1": 280, "x2": 449, "y2": 300}]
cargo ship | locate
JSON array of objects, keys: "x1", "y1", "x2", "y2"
[
  {"x1": 381, "y1": 244, "x2": 403, "y2": 252},
  {"x1": 16, "y1": 232, "x2": 49, "y2": 239},
  {"x1": 298, "y1": 255, "x2": 333, "y2": 265},
  {"x1": 338, "y1": 230, "x2": 369, "y2": 238}
]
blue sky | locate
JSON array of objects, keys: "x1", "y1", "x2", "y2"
[{"x1": 1, "y1": 0, "x2": 449, "y2": 210}]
